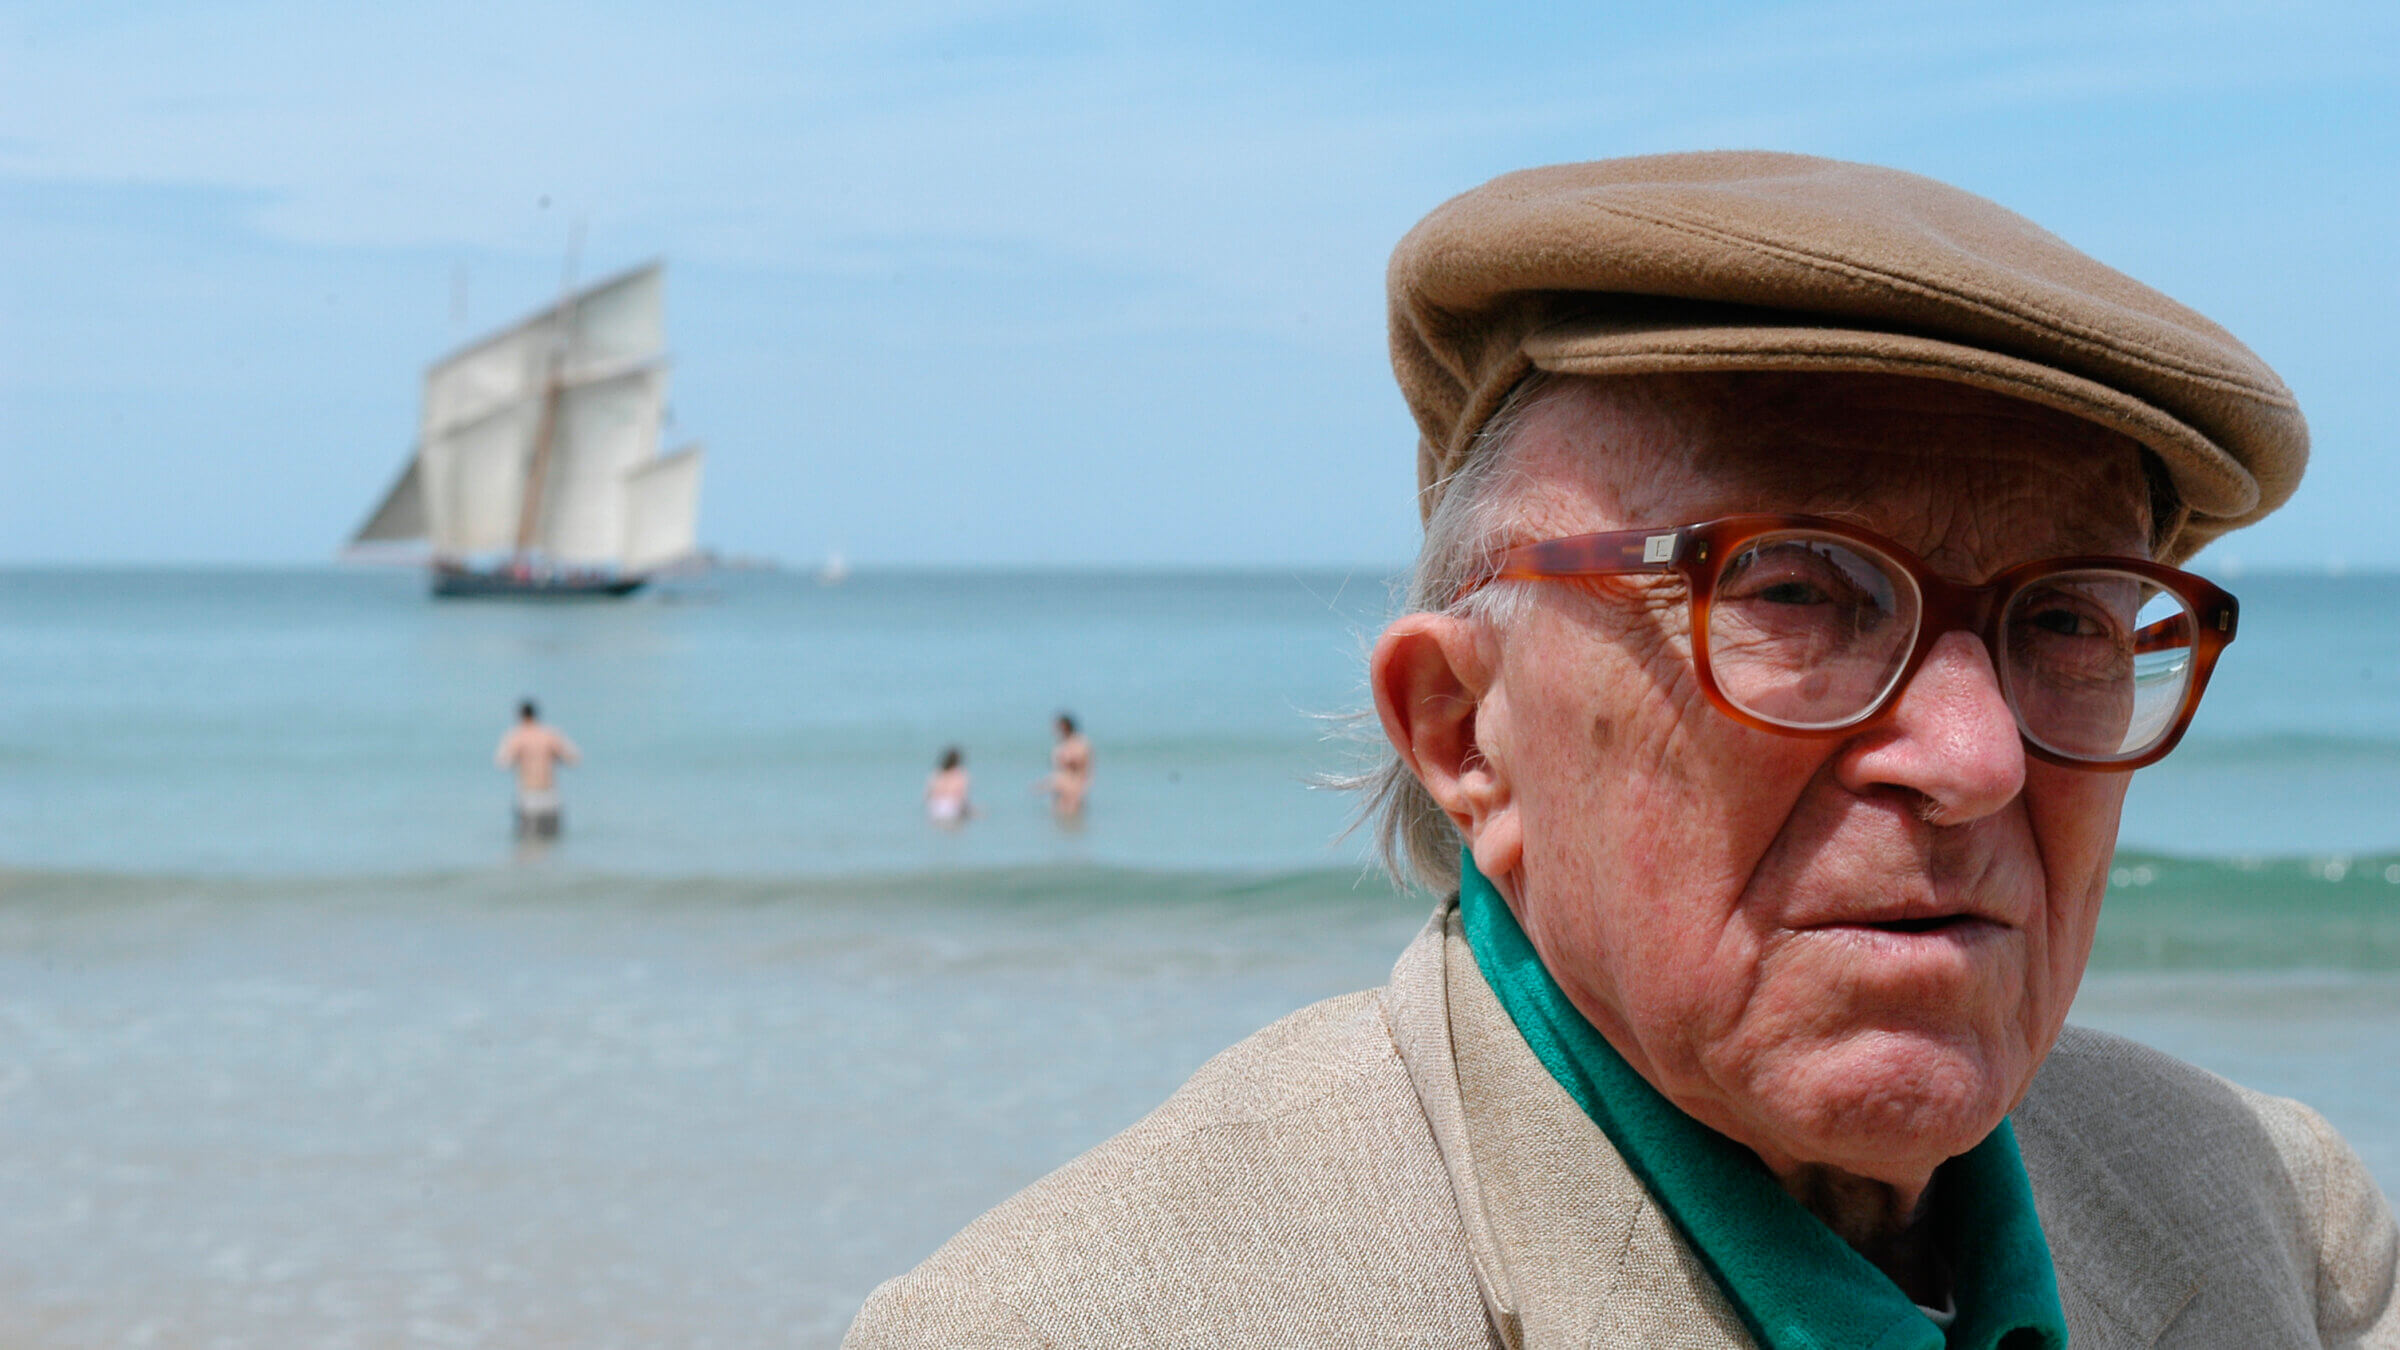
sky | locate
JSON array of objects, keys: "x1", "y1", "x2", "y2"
[{"x1": 0, "y1": 0, "x2": 2393, "y2": 569}]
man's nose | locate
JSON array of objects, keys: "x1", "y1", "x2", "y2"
[{"x1": 1835, "y1": 629, "x2": 2027, "y2": 824}]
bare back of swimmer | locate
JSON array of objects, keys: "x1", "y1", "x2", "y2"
[{"x1": 495, "y1": 699, "x2": 580, "y2": 836}]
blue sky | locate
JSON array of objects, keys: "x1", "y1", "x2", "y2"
[{"x1": 1, "y1": 1, "x2": 2392, "y2": 568}]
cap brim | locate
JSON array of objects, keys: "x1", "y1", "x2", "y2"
[{"x1": 1523, "y1": 307, "x2": 2258, "y2": 522}]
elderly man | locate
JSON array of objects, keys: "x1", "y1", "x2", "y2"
[{"x1": 847, "y1": 154, "x2": 2397, "y2": 1347}]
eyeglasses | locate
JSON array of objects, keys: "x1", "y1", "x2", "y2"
[{"x1": 1463, "y1": 514, "x2": 2239, "y2": 770}]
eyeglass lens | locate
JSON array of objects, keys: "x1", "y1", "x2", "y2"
[
  {"x1": 2000, "y1": 571, "x2": 2196, "y2": 761},
  {"x1": 1704, "y1": 534, "x2": 2200, "y2": 762},
  {"x1": 1708, "y1": 534, "x2": 1918, "y2": 730}
]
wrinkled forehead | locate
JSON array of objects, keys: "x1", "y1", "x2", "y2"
[{"x1": 1499, "y1": 372, "x2": 2157, "y2": 567}]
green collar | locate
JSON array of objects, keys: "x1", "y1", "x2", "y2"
[{"x1": 1458, "y1": 852, "x2": 2068, "y2": 1350}]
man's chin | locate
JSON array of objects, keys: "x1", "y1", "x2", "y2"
[{"x1": 1724, "y1": 1035, "x2": 2024, "y2": 1187}]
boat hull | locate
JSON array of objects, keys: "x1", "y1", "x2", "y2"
[{"x1": 430, "y1": 562, "x2": 646, "y2": 600}]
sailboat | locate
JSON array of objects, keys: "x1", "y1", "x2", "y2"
[{"x1": 347, "y1": 261, "x2": 705, "y2": 598}]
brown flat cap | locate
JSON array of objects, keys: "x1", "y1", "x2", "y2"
[{"x1": 1389, "y1": 151, "x2": 2306, "y2": 561}]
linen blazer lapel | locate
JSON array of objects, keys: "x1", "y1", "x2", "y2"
[
  {"x1": 1388, "y1": 902, "x2": 1752, "y2": 1349},
  {"x1": 1385, "y1": 906, "x2": 1521, "y2": 1346}
]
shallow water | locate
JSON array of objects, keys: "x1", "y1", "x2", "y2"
[
  {"x1": 0, "y1": 864, "x2": 2391, "y2": 1347},
  {"x1": 0, "y1": 868, "x2": 1427, "y2": 1346}
]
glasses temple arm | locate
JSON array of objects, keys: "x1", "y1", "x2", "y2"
[
  {"x1": 1486, "y1": 528, "x2": 1683, "y2": 584},
  {"x1": 2130, "y1": 600, "x2": 2236, "y2": 654}
]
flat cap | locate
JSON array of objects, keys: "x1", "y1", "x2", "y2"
[{"x1": 1389, "y1": 151, "x2": 2306, "y2": 561}]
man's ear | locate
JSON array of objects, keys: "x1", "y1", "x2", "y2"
[{"x1": 1370, "y1": 613, "x2": 1519, "y2": 878}]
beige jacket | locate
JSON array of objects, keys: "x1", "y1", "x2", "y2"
[{"x1": 848, "y1": 905, "x2": 2399, "y2": 1347}]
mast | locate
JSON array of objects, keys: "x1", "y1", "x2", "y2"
[
  {"x1": 512, "y1": 223, "x2": 586, "y2": 567},
  {"x1": 513, "y1": 367, "x2": 566, "y2": 561}
]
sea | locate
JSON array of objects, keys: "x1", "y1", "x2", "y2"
[{"x1": 1, "y1": 565, "x2": 2394, "y2": 1347}]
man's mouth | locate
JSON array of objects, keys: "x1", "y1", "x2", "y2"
[
  {"x1": 1799, "y1": 898, "x2": 2013, "y2": 939},
  {"x1": 1869, "y1": 914, "x2": 1972, "y2": 934}
]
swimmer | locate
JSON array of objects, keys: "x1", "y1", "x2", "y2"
[
  {"x1": 494, "y1": 699, "x2": 580, "y2": 837},
  {"x1": 925, "y1": 746, "x2": 972, "y2": 827},
  {"x1": 1041, "y1": 712, "x2": 1092, "y2": 820}
]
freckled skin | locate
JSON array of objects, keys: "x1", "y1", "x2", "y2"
[{"x1": 1396, "y1": 373, "x2": 2151, "y2": 1249}]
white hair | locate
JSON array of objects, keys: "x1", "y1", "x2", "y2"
[{"x1": 1327, "y1": 372, "x2": 1563, "y2": 893}]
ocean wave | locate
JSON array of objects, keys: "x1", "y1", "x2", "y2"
[
  {"x1": 0, "y1": 860, "x2": 1407, "y2": 913},
  {"x1": 6, "y1": 852, "x2": 2397, "y2": 973},
  {"x1": 2093, "y1": 850, "x2": 2400, "y2": 972}
]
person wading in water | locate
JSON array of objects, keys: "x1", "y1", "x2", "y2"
[{"x1": 495, "y1": 699, "x2": 580, "y2": 838}]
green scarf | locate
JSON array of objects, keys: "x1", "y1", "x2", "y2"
[{"x1": 1459, "y1": 851, "x2": 2068, "y2": 1350}]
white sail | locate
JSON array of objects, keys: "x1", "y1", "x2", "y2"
[
  {"x1": 621, "y1": 444, "x2": 705, "y2": 573},
  {"x1": 420, "y1": 263, "x2": 665, "y2": 439},
  {"x1": 353, "y1": 259, "x2": 701, "y2": 582},
  {"x1": 532, "y1": 366, "x2": 670, "y2": 565},
  {"x1": 349, "y1": 454, "x2": 427, "y2": 545},
  {"x1": 421, "y1": 400, "x2": 536, "y2": 555},
  {"x1": 561, "y1": 265, "x2": 667, "y2": 378},
  {"x1": 422, "y1": 318, "x2": 547, "y2": 440}
]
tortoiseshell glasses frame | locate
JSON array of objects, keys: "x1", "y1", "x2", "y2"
[{"x1": 1460, "y1": 513, "x2": 2239, "y2": 771}]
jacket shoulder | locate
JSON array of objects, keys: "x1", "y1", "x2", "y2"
[
  {"x1": 844, "y1": 989, "x2": 1493, "y2": 1348},
  {"x1": 2017, "y1": 1024, "x2": 2396, "y2": 1347}
]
